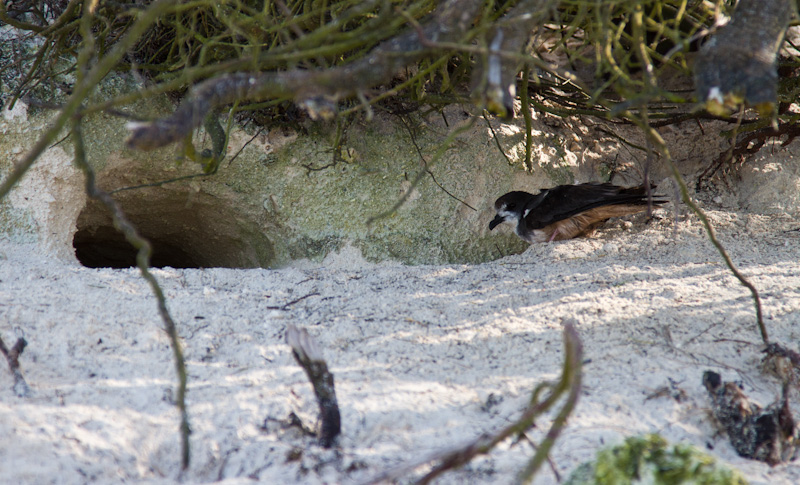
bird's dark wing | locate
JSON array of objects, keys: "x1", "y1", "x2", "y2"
[{"x1": 523, "y1": 183, "x2": 661, "y2": 229}]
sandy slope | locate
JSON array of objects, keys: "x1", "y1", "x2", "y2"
[{"x1": 0, "y1": 208, "x2": 799, "y2": 484}]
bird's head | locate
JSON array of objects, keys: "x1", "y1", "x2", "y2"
[{"x1": 489, "y1": 191, "x2": 532, "y2": 230}]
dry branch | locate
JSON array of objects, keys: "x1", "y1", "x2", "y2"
[
  {"x1": 0, "y1": 0, "x2": 175, "y2": 200},
  {"x1": 695, "y1": 0, "x2": 793, "y2": 113},
  {"x1": 696, "y1": 119, "x2": 800, "y2": 189},
  {"x1": 126, "y1": 0, "x2": 508, "y2": 151},
  {"x1": 72, "y1": 116, "x2": 191, "y2": 470},
  {"x1": 286, "y1": 324, "x2": 341, "y2": 448},
  {"x1": 0, "y1": 336, "x2": 31, "y2": 397},
  {"x1": 361, "y1": 322, "x2": 583, "y2": 485},
  {"x1": 635, "y1": 122, "x2": 769, "y2": 345},
  {"x1": 471, "y1": 0, "x2": 554, "y2": 119}
]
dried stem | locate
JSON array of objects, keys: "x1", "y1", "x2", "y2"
[
  {"x1": 286, "y1": 325, "x2": 341, "y2": 448},
  {"x1": 126, "y1": 0, "x2": 487, "y2": 151},
  {"x1": 71, "y1": 117, "x2": 191, "y2": 470},
  {"x1": 397, "y1": 113, "x2": 477, "y2": 212},
  {"x1": 520, "y1": 68, "x2": 534, "y2": 170},
  {"x1": 0, "y1": 336, "x2": 31, "y2": 397},
  {"x1": 361, "y1": 322, "x2": 583, "y2": 485},
  {"x1": 0, "y1": 0, "x2": 175, "y2": 201},
  {"x1": 367, "y1": 116, "x2": 477, "y2": 225},
  {"x1": 635, "y1": 121, "x2": 768, "y2": 345}
]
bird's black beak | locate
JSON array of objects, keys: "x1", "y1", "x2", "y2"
[{"x1": 489, "y1": 215, "x2": 504, "y2": 230}]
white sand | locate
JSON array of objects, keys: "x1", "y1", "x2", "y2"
[{"x1": 1, "y1": 208, "x2": 799, "y2": 484}]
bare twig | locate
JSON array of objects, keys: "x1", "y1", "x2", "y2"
[
  {"x1": 67, "y1": 4, "x2": 191, "y2": 470},
  {"x1": 266, "y1": 292, "x2": 320, "y2": 311},
  {"x1": 483, "y1": 111, "x2": 515, "y2": 167},
  {"x1": 0, "y1": 0, "x2": 175, "y2": 201},
  {"x1": 227, "y1": 126, "x2": 267, "y2": 168},
  {"x1": 360, "y1": 322, "x2": 583, "y2": 485},
  {"x1": 72, "y1": 116, "x2": 191, "y2": 469},
  {"x1": 367, "y1": 117, "x2": 476, "y2": 225},
  {"x1": 634, "y1": 121, "x2": 769, "y2": 345},
  {"x1": 520, "y1": 68, "x2": 534, "y2": 170},
  {"x1": 0, "y1": 336, "x2": 31, "y2": 397},
  {"x1": 126, "y1": 0, "x2": 486, "y2": 151},
  {"x1": 695, "y1": 115, "x2": 800, "y2": 189},
  {"x1": 396, "y1": 114, "x2": 477, "y2": 212},
  {"x1": 109, "y1": 172, "x2": 211, "y2": 194},
  {"x1": 286, "y1": 325, "x2": 341, "y2": 448}
]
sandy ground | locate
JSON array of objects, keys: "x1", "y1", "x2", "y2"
[{"x1": 1, "y1": 207, "x2": 799, "y2": 484}]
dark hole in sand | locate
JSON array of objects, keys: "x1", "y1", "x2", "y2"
[{"x1": 72, "y1": 189, "x2": 274, "y2": 269}]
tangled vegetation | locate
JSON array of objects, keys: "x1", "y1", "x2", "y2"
[
  {"x1": 2, "y1": 1, "x2": 796, "y2": 176},
  {"x1": 1, "y1": 0, "x2": 798, "y2": 477},
  {"x1": 0, "y1": 1, "x2": 783, "y2": 128}
]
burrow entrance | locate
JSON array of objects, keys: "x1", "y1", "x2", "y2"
[{"x1": 73, "y1": 188, "x2": 275, "y2": 269}]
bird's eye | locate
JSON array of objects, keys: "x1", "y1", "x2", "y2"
[{"x1": 507, "y1": 203, "x2": 516, "y2": 210}]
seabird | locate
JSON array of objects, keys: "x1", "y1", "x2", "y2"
[{"x1": 489, "y1": 182, "x2": 665, "y2": 243}]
